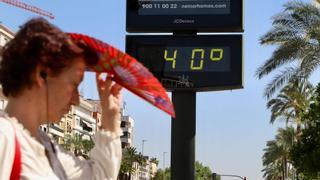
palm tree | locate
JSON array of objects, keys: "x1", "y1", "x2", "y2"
[
  {"x1": 119, "y1": 147, "x2": 146, "y2": 180},
  {"x1": 256, "y1": 0, "x2": 320, "y2": 98},
  {"x1": 60, "y1": 133, "x2": 94, "y2": 159},
  {"x1": 262, "y1": 127, "x2": 296, "y2": 180},
  {"x1": 150, "y1": 157, "x2": 159, "y2": 166},
  {"x1": 267, "y1": 79, "x2": 313, "y2": 133},
  {"x1": 61, "y1": 133, "x2": 83, "y2": 153},
  {"x1": 262, "y1": 161, "x2": 284, "y2": 180},
  {"x1": 81, "y1": 138, "x2": 94, "y2": 156}
]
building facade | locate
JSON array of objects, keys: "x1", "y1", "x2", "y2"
[
  {"x1": 131, "y1": 156, "x2": 158, "y2": 180},
  {"x1": 72, "y1": 97, "x2": 97, "y2": 140},
  {"x1": 40, "y1": 96, "x2": 99, "y2": 144},
  {"x1": 120, "y1": 109, "x2": 134, "y2": 149},
  {"x1": 0, "y1": 24, "x2": 14, "y2": 48}
]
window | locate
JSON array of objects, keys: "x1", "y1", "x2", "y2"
[
  {"x1": 81, "y1": 120, "x2": 93, "y2": 132},
  {"x1": 122, "y1": 132, "x2": 131, "y2": 138},
  {"x1": 121, "y1": 121, "x2": 126, "y2": 127},
  {"x1": 75, "y1": 117, "x2": 80, "y2": 126}
]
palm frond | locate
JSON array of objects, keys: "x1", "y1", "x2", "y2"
[
  {"x1": 313, "y1": 0, "x2": 320, "y2": 7},
  {"x1": 256, "y1": 40, "x2": 304, "y2": 79},
  {"x1": 299, "y1": 51, "x2": 320, "y2": 78},
  {"x1": 266, "y1": 77, "x2": 314, "y2": 128},
  {"x1": 257, "y1": 0, "x2": 320, "y2": 82},
  {"x1": 260, "y1": 26, "x2": 298, "y2": 45},
  {"x1": 291, "y1": 5, "x2": 320, "y2": 28},
  {"x1": 263, "y1": 67, "x2": 298, "y2": 99}
]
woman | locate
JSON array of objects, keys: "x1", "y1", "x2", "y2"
[{"x1": 0, "y1": 18, "x2": 123, "y2": 179}]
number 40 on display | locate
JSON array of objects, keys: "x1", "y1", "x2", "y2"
[{"x1": 163, "y1": 48, "x2": 224, "y2": 70}]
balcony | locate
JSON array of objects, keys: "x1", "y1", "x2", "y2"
[
  {"x1": 74, "y1": 109, "x2": 96, "y2": 124},
  {"x1": 121, "y1": 116, "x2": 134, "y2": 126},
  {"x1": 49, "y1": 124, "x2": 64, "y2": 137},
  {"x1": 121, "y1": 127, "x2": 133, "y2": 134},
  {"x1": 120, "y1": 137, "x2": 132, "y2": 144}
]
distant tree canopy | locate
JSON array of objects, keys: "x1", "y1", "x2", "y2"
[
  {"x1": 154, "y1": 168, "x2": 171, "y2": 180},
  {"x1": 195, "y1": 161, "x2": 212, "y2": 180},
  {"x1": 290, "y1": 83, "x2": 320, "y2": 178},
  {"x1": 154, "y1": 161, "x2": 212, "y2": 180},
  {"x1": 60, "y1": 133, "x2": 94, "y2": 159}
]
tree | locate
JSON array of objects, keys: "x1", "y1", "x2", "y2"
[
  {"x1": 256, "y1": 0, "x2": 320, "y2": 98},
  {"x1": 262, "y1": 127, "x2": 296, "y2": 180},
  {"x1": 154, "y1": 161, "x2": 211, "y2": 180},
  {"x1": 154, "y1": 168, "x2": 171, "y2": 180},
  {"x1": 118, "y1": 147, "x2": 146, "y2": 180},
  {"x1": 150, "y1": 157, "x2": 159, "y2": 165},
  {"x1": 267, "y1": 79, "x2": 313, "y2": 133},
  {"x1": 60, "y1": 133, "x2": 94, "y2": 159},
  {"x1": 290, "y1": 83, "x2": 320, "y2": 178},
  {"x1": 81, "y1": 139, "x2": 94, "y2": 155},
  {"x1": 195, "y1": 161, "x2": 212, "y2": 180}
]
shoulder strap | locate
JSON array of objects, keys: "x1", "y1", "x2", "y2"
[{"x1": 10, "y1": 130, "x2": 21, "y2": 180}]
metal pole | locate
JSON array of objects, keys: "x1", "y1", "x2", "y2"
[
  {"x1": 171, "y1": 91, "x2": 196, "y2": 180},
  {"x1": 218, "y1": 174, "x2": 246, "y2": 180},
  {"x1": 142, "y1": 139, "x2": 147, "y2": 156},
  {"x1": 163, "y1": 151, "x2": 168, "y2": 180},
  {"x1": 163, "y1": 152, "x2": 167, "y2": 169}
]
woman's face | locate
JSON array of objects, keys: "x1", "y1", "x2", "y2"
[{"x1": 46, "y1": 57, "x2": 85, "y2": 123}]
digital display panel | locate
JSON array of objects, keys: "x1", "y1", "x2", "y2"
[
  {"x1": 138, "y1": 0, "x2": 230, "y2": 15},
  {"x1": 126, "y1": 0, "x2": 243, "y2": 32},
  {"x1": 126, "y1": 35, "x2": 243, "y2": 91},
  {"x1": 138, "y1": 46, "x2": 230, "y2": 72}
]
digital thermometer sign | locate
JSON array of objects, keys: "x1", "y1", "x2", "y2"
[
  {"x1": 126, "y1": 0, "x2": 243, "y2": 32},
  {"x1": 126, "y1": 35, "x2": 243, "y2": 91}
]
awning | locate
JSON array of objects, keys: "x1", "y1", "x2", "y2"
[{"x1": 81, "y1": 120, "x2": 93, "y2": 129}]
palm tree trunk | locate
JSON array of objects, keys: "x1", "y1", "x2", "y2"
[
  {"x1": 284, "y1": 156, "x2": 288, "y2": 179},
  {"x1": 128, "y1": 162, "x2": 132, "y2": 180},
  {"x1": 282, "y1": 158, "x2": 285, "y2": 180},
  {"x1": 296, "y1": 123, "x2": 301, "y2": 140}
]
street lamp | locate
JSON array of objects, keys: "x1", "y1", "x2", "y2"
[
  {"x1": 212, "y1": 173, "x2": 246, "y2": 180},
  {"x1": 142, "y1": 139, "x2": 147, "y2": 156},
  {"x1": 163, "y1": 152, "x2": 168, "y2": 170}
]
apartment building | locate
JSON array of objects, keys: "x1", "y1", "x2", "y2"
[
  {"x1": 72, "y1": 97, "x2": 97, "y2": 140},
  {"x1": 40, "y1": 96, "x2": 99, "y2": 143},
  {"x1": 0, "y1": 24, "x2": 14, "y2": 48},
  {"x1": 131, "y1": 156, "x2": 158, "y2": 180},
  {"x1": 120, "y1": 109, "x2": 134, "y2": 149}
]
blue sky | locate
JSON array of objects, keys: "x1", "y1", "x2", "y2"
[{"x1": 0, "y1": 0, "x2": 313, "y2": 179}]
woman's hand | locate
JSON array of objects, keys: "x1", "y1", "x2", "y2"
[{"x1": 96, "y1": 73, "x2": 122, "y2": 133}]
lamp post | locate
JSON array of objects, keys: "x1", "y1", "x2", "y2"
[
  {"x1": 212, "y1": 173, "x2": 246, "y2": 180},
  {"x1": 163, "y1": 152, "x2": 168, "y2": 170},
  {"x1": 142, "y1": 139, "x2": 147, "y2": 156}
]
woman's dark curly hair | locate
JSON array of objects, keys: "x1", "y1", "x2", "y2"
[{"x1": 0, "y1": 17, "x2": 98, "y2": 97}]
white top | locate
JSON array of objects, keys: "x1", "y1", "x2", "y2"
[{"x1": 0, "y1": 111, "x2": 122, "y2": 180}]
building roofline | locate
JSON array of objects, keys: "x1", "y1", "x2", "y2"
[{"x1": 0, "y1": 24, "x2": 15, "y2": 37}]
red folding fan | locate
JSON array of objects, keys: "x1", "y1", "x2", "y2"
[{"x1": 68, "y1": 33, "x2": 175, "y2": 118}]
